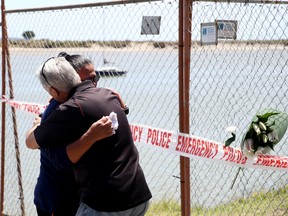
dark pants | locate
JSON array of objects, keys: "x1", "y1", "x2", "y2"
[
  {"x1": 37, "y1": 205, "x2": 78, "y2": 216},
  {"x1": 36, "y1": 207, "x2": 52, "y2": 216}
]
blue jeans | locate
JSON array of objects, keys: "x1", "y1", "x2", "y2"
[{"x1": 76, "y1": 201, "x2": 149, "y2": 216}]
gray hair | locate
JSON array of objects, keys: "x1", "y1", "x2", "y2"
[{"x1": 36, "y1": 57, "x2": 81, "y2": 93}]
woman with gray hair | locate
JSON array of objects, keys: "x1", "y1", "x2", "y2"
[{"x1": 37, "y1": 57, "x2": 82, "y2": 102}]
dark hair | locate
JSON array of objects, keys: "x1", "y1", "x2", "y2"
[
  {"x1": 57, "y1": 52, "x2": 93, "y2": 72},
  {"x1": 58, "y1": 52, "x2": 100, "y2": 83},
  {"x1": 57, "y1": 52, "x2": 69, "y2": 58}
]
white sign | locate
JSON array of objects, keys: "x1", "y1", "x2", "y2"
[
  {"x1": 200, "y1": 22, "x2": 217, "y2": 45},
  {"x1": 216, "y1": 20, "x2": 237, "y2": 39}
]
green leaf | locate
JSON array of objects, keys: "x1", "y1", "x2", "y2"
[
  {"x1": 252, "y1": 133, "x2": 260, "y2": 152},
  {"x1": 252, "y1": 116, "x2": 259, "y2": 123},
  {"x1": 266, "y1": 128, "x2": 274, "y2": 134},
  {"x1": 256, "y1": 111, "x2": 279, "y2": 123},
  {"x1": 266, "y1": 121, "x2": 275, "y2": 127},
  {"x1": 244, "y1": 125, "x2": 254, "y2": 139},
  {"x1": 225, "y1": 133, "x2": 236, "y2": 147},
  {"x1": 267, "y1": 142, "x2": 274, "y2": 151}
]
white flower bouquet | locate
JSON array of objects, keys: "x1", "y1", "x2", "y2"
[{"x1": 225, "y1": 108, "x2": 288, "y2": 158}]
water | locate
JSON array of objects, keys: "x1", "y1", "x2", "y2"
[{"x1": 1, "y1": 45, "x2": 288, "y2": 215}]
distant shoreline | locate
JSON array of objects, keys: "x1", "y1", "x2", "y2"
[
  {"x1": 8, "y1": 41, "x2": 287, "y2": 53},
  {"x1": 7, "y1": 38, "x2": 288, "y2": 49}
]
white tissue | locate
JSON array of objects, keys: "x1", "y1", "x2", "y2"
[{"x1": 109, "y1": 111, "x2": 119, "y2": 134}]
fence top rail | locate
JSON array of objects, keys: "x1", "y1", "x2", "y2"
[
  {"x1": 194, "y1": 0, "x2": 288, "y2": 3},
  {"x1": 5, "y1": 0, "x2": 288, "y2": 14},
  {"x1": 5, "y1": 0, "x2": 162, "y2": 14}
]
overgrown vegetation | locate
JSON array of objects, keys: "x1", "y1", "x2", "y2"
[
  {"x1": 7, "y1": 39, "x2": 288, "y2": 49},
  {"x1": 146, "y1": 186, "x2": 288, "y2": 216},
  {"x1": 7, "y1": 39, "x2": 133, "y2": 48}
]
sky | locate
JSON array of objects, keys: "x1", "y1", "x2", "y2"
[
  {"x1": 4, "y1": 0, "x2": 179, "y2": 42},
  {"x1": 5, "y1": 0, "x2": 288, "y2": 10},
  {"x1": 4, "y1": 0, "x2": 288, "y2": 10},
  {"x1": 3, "y1": 0, "x2": 288, "y2": 41},
  {"x1": 5, "y1": 0, "x2": 106, "y2": 10}
]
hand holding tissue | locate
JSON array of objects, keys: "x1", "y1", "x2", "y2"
[{"x1": 109, "y1": 111, "x2": 119, "y2": 134}]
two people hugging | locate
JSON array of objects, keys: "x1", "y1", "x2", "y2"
[{"x1": 25, "y1": 52, "x2": 151, "y2": 216}]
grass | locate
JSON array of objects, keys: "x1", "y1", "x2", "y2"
[
  {"x1": 145, "y1": 186, "x2": 288, "y2": 216},
  {"x1": 146, "y1": 199, "x2": 181, "y2": 216}
]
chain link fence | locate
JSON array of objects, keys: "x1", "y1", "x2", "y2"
[
  {"x1": 189, "y1": 1, "x2": 288, "y2": 215},
  {"x1": 1, "y1": 0, "x2": 287, "y2": 215}
]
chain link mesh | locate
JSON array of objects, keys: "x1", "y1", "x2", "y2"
[{"x1": 1, "y1": 0, "x2": 287, "y2": 215}]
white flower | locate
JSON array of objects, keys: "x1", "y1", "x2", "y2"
[{"x1": 226, "y1": 126, "x2": 237, "y2": 134}]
